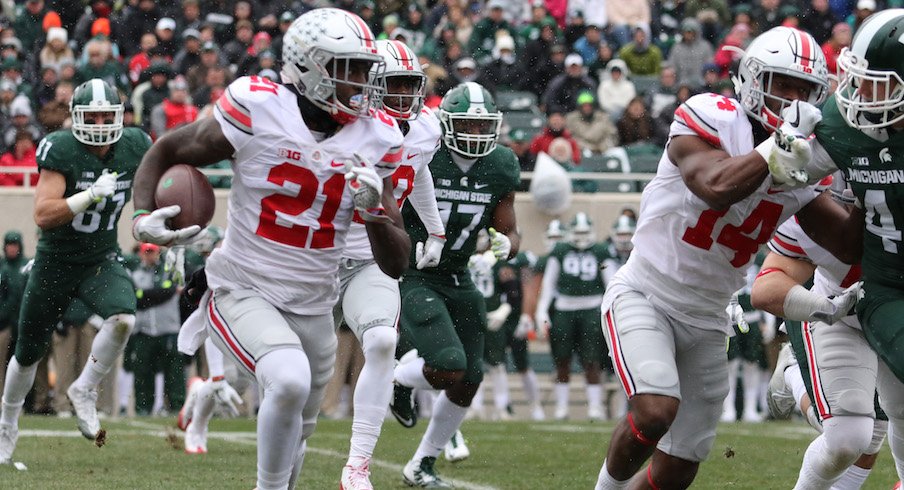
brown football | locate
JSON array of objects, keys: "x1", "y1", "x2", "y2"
[{"x1": 154, "y1": 164, "x2": 215, "y2": 230}]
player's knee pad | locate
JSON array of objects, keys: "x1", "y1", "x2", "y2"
[
  {"x1": 834, "y1": 388, "x2": 875, "y2": 416},
  {"x1": 868, "y1": 419, "x2": 888, "y2": 454},
  {"x1": 361, "y1": 326, "x2": 397, "y2": 362},
  {"x1": 823, "y1": 416, "x2": 875, "y2": 462},
  {"x1": 428, "y1": 345, "x2": 468, "y2": 373},
  {"x1": 104, "y1": 313, "x2": 135, "y2": 340},
  {"x1": 257, "y1": 349, "x2": 311, "y2": 411}
]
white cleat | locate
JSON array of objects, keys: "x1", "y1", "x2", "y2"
[
  {"x1": 443, "y1": 430, "x2": 470, "y2": 462},
  {"x1": 531, "y1": 404, "x2": 545, "y2": 421},
  {"x1": 720, "y1": 407, "x2": 737, "y2": 423},
  {"x1": 178, "y1": 376, "x2": 204, "y2": 431},
  {"x1": 67, "y1": 383, "x2": 100, "y2": 440},
  {"x1": 184, "y1": 420, "x2": 208, "y2": 454},
  {"x1": 402, "y1": 456, "x2": 451, "y2": 488},
  {"x1": 768, "y1": 343, "x2": 798, "y2": 420},
  {"x1": 0, "y1": 424, "x2": 18, "y2": 464},
  {"x1": 554, "y1": 406, "x2": 568, "y2": 421},
  {"x1": 340, "y1": 458, "x2": 374, "y2": 490},
  {"x1": 742, "y1": 410, "x2": 764, "y2": 423},
  {"x1": 588, "y1": 405, "x2": 605, "y2": 422}
]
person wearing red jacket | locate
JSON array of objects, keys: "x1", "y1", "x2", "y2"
[
  {"x1": 0, "y1": 130, "x2": 37, "y2": 186},
  {"x1": 529, "y1": 112, "x2": 583, "y2": 164}
]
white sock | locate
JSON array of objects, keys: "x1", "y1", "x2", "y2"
[
  {"x1": 522, "y1": 369, "x2": 539, "y2": 405},
  {"x1": 256, "y1": 349, "x2": 311, "y2": 490},
  {"x1": 595, "y1": 458, "x2": 630, "y2": 490},
  {"x1": 394, "y1": 356, "x2": 434, "y2": 391},
  {"x1": 555, "y1": 382, "x2": 569, "y2": 413},
  {"x1": 830, "y1": 465, "x2": 871, "y2": 490},
  {"x1": 724, "y1": 358, "x2": 740, "y2": 416},
  {"x1": 117, "y1": 368, "x2": 132, "y2": 413},
  {"x1": 586, "y1": 384, "x2": 603, "y2": 411},
  {"x1": 74, "y1": 314, "x2": 134, "y2": 390},
  {"x1": 470, "y1": 383, "x2": 484, "y2": 413},
  {"x1": 491, "y1": 365, "x2": 509, "y2": 412},
  {"x1": 0, "y1": 357, "x2": 37, "y2": 427},
  {"x1": 887, "y1": 417, "x2": 904, "y2": 481},
  {"x1": 205, "y1": 337, "x2": 225, "y2": 378},
  {"x1": 786, "y1": 366, "x2": 809, "y2": 411},
  {"x1": 348, "y1": 327, "x2": 395, "y2": 463},
  {"x1": 742, "y1": 362, "x2": 761, "y2": 415},
  {"x1": 794, "y1": 435, "x2": 838, "y2": 490},
  {"x1": 412, "y1": 391, "x2": 468, "y2": 462}
]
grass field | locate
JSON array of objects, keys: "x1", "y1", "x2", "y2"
[{"x1": 0, "y1": 415, "x2": 898, "y2": 489}]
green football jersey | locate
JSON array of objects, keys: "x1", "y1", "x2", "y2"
[
  {"x1": 35, "y1": 128, "x2": 151, "y2": 264},
  {"x1": 815, "y1": 95, "x2": 904, "y2": 287},
  {"x1": 548, "y1": 242, "x2": 610, "y2": 297},
  {"x1": 404, "y1": 145, "x2": 520, "y2": 274}
]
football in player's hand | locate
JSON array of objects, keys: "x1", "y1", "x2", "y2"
[{"x1": 154, "y1": 164, "x2": 215, "y2": 230}]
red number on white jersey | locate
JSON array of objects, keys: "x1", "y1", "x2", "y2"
[
  {"x1": 392, "y1": 165, "x2": 415, "y2": 207},
  {"x1": 682, "y1": 200, "x2": 783, "y2": 267},
  {"x1": 256, "y1": 163, "x2": 346, "y2": 248}
]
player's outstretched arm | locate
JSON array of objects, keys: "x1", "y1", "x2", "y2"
[
  {"x1": 669, "y1": 134, "x2": 769, "y2": 210},
  {"x1": 797, "y1": 193, "x2": 864, "y2": 265},
  {"x1": 366, "y1": 176, "x2": 411, "y2": 279},
  {"x1": 750, "y1": 252, "x2": 816, "y2": 317},
  {"x1": 133, "y1": 118, "x2": 235, "y2": 212}
]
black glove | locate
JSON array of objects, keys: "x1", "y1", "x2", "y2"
[{"x1": 184, "y1": 267, "x2": 208, "y2": 306}]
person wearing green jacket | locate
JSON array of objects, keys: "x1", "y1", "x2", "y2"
[
  {"x1": 617, "y1": 27, "x2": 663, "y2": 76},
  {"x1": 0, "y1": 231, "x2": 29, "y2": 392}
]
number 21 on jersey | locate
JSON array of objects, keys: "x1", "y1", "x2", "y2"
[{"x1": 682, "y1": 200, "x2": 783, "y2": 267}]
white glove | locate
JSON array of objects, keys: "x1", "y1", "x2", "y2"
[
  {"x1": 514, "y1": 313, "x2": 534, "y2": 339},
  {"x1": 535, "y1": 311, "x2": 551, "y2": 339},
  {"x1": 164, "y1": 246, "x2": 186, "y2": 286},
  {"x1": 783, "y1": 282, "x2": 862, "y2": 325},
  {"x1": 488, "y1": 227, "x2": 511, "y2": 260},
  {"x1": 89, "y1": 169, "x2": 117, "y2": 201},
  {"x1": 132, "y1": 205, "x2": 202, "y2": 245},
  {"x1": 345, "y1": 153, "x2": 390, "y2": 223},
  {"x1": 486, "y1": 303, "x2": 513, "y2": 331},
  {"x1": 726, "y1": 292, "x2": 749, "y2": 334},
  {"x1": 204, "y1": 378, "x2": 243, "y2": 418},
  {"x1": 756, "y1": 101, "x2": 823, "y2": 187},
  {"x1": 780, "y1": 100, "x2": 823, "y2": 137},
  {"x1": 416, "y1": 234, "x2": 446, "y2": 269}
]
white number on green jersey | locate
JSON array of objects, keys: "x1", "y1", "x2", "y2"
[
  {"x1": 562, "y1": 253, "x2": 598, "y2": 281},
  {"x1": 864, "y1": 189, "x2": 902, "y2": 253},
  {"x1": 437, "y1": 201, "x2": 486, "y2": 250},
  {"x1": 72, "y1": 191, "x2": 126, "y2": 233},
  {"x1": 36, "y1": 139, "x2": 53, "y2": 161}
]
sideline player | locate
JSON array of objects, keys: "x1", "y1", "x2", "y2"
[
  {"x1": 0, "y1": 79, "x2": 149, "y2": 462},
  {"x1": 595, "y1": 27, "x2": 862, "y2": 489},
  {"x1": 131, "y1": 9, "x2": 408, "y2": 489},
  {"x1": 335, "y1": 39, "x2": 444, "y2": 490},
  {"x1": 389, "y1": 81, "x2": 520, "y2": 488}
]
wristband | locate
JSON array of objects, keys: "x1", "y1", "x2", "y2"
[
  {"x1": 782, "y1": 284, "x2": 830, "y2": 322},
  {"x1": 65, "y1": 189, "x2": 94, "y2": 214},
  {"x1": 132, "y1": 209, "x2": 151, "y2": 219}
]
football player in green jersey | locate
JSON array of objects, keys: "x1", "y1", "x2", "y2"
[
  {"x1": 800, "y1": 9, "x2": 904, "y2": 487},
  {"x1": 536, "y1": 213, "x2": 611, "y2": 421},
  {"x1": 390, "y1": 82, "x2": 521, "y2": 488},
  {"x1": 0, "y1": 79, "x2": 151, "y2": 464}
]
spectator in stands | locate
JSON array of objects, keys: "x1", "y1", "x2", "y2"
[
  {"x1": 84, "y1": 17, "x2": 121, "y2": 63},
  {"x1": 177, "y1": 0, "x2": 202, "y2": 33},
  {"x1": 668, "y1": 19, "x2": 713, "y2": 90},
  {"x1": 617, "y1": 96, "x2": 654, "y2": 145},
  {"x1": 0, "y1": 231, "x2": 27, "y2": 389},
  {"x1": 1, "y1": 58, "x2": 32, "y2": 103},
  {"x1": 237, "y1": 31, "x2": 271, "y2": 77},
  {"x1": 570, "y1": 0, "x2": 608, "y2": 33},
  {"x1": 548, "y1": 137, "x2": 576, "y2": 169},
  {"x1": 752, "y1": 0, "x2": 782, "y2": 33},
  {"x1": 563, "y1": 10, "x2": 587, "y2": 48},
  {"x1": 468, "y1": 0, "x2": 512, "y2": 65},
  {"x1": 565, "y1": 91, "x2": 619, "y2": 154},
  {"x1": 530, "y1": 112, "x2": 583, "y2": 164},
  {"x1": 523, "y1": 42, "x2": 567, "y2": 100},
  {"x1": 588, "y1": 42, "x2": 615, "y2": 84},
  {"x1": 597, "y1": 59, "x2": 636, "y2": 121},
  {"x1": 506, "y1": 127, "x2": 537, "y2": 174},
  {"x1": 732, "y1": 3, "x2": 755, "y2": 30},
  {"x1": 477, "y1": 34, "x2": 520, "y2": 94},
  {"x1": 450, "y1": 56, "x2": 478, "y2": 85},
  {"x1": 127, "y1": 33, "x2": 158, "y2": 86},
  {"x1": 149, "y1": 75, "x2": 197, "y2": 140},
  {"x1": 713, "y1": 23, "x2": 751, "y2": 78},
  {"x1": 136, "y1": 62, "x2": 172, "y2": 131},
  {"x1": 521, "y1": 18, "x2": 559, "y2": 78},
  {"x1": 804, "y1": 0, "x2": 839, "y2": 44},
  {"x1": 270, "y1": 11, "x2": 295, "y2": 58},
  {"x1": 186, "y1": 41, "x2": 223, "y2": 94},
  {"x1": 173, "y1": 28, "x2": 202, "y2": 76},
  {"x1": 13, "y1": 0, "x2": 47, "y2": 54},
  {"x1": 606, "y1": 0, "x2": 651, "y2": 47},
  {"x1": 618, "y1": 27, "x2": 662, "y2": 76},
  {"x1": 401, "y1": 4, "x2": 428, "y2": 54},
  {"x1": 2, "y1": 98, "x2": 43, "y2": 151},
  {"x1": 122, "y1": 102, "x2": 137, "y2": 128},
  {"x1": 519, "y1": 2, "x2": 558, "y2": 46},
  {"x1": 39, "y1": 27, "x2": 74, "y2": 72},
  {"x1": 848, "y1": 0, "x2": 876, "y2": 31},
  {"x1": 445, "y1": 7, "x2": 474, "y2": 50},
  {"x1": 653, "y1": 84, "x2": 694, "y2": 145},
  {"x1": 75, "y1": 38, "x2": 129, "y2": 95},
  {"x1": 700, "y1": 62, "x2": 730, "y2": 94},
  {"x1": 37, "y1": 80, "x2": 71, "y2": 133},
  {"x1": 645, "y1": 65, "x2": 679, "y2": 119},
  {"x1": 222, "y1": 19, "x2": 253, "y2": 66},
  {"x1": 154, "y1": 17, "x2": 179, "y2": 59},
  {"x1": 33, "y1": 65, "x2": 58, "y2": 108},
  {"x1": 542, "y1": 53, "x2": 598, "y2": 115},
  {"x1": 684, "y1": 0, "x2": 731, "y2": 44},
  {"x1": 822, "y1": 22, "x2": 852, "y2": 77},
  {"x1": 72, "y1": 0, "x2": 113, "y2": 51},
  {"x1": 573, "y1": 24, "x2": 603, "y2": 66},
  {"x1": 0, "y1": 130, "x2": 38, "y2": 186},
  {"x1": 0, "y1": 81, "x2": 25, "y2": 126}
]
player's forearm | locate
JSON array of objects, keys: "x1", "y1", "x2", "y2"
[
  {"x1": 505, "y1": 231, "x2": 520, "y2": 260},
  {"x1": 410, "y1": 166, "x2": 445, "y2": 236},
  {"x1": 798, "y1": 195, "x2": 864, "y2": 265},
  {"x1": 750, "y1": 270, "x2": 800, "y2": 317},
  {"x1": 34, "y1": 198, "x2": 75, "y2": 230},
  {"x1": 366, "y1": 221, "x2": 410, "y2": 279},
  {"x1": 536, "y1": 260, "x2": 558, "y2": 315},
  {"x1": 522, "y1": 274, "x2": 542, "y2": 317},
  {"x1": 671, "y1": 136, "x2": 769, "y2": 210},
  {"x1": 134, "y1": 136, "x2": 179, "y2": 211}
]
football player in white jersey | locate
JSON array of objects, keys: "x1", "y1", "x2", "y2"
[
  {"x1": 335, "y1": 39, "x2": 444, "y2": 490},
  {"x1": 751, "y1": 177, "x2": 885, "y2": 490},
  {"x1": 595, "y1": 27, "x2": 863, "y2": 489},
  {"x1": 131, "y1": 9, "x2": 408, "y2": 490}
]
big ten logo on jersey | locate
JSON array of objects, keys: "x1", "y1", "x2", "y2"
[
  {"x1": 562, "y1": 251, "x2": 599, "y2": 281},
  {"x1": 278, "y1": 148, "x2": 302, "y2": 161}
]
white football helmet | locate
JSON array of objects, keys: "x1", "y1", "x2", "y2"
[
  {"x1": 733, "y1": 26, "x2": 829, "y2": 131},
  {"x1": 835, "y1": 9, "x2": 904, "y2": 130},
  {"x1": 611, "y1": 214, "x2": 636, "y2": 257},
  {"x1": 281, "y1": 8, "x2": 385, "y2": 124},
  {"x1": 544, "y1": 219, "x2": 566, "y2": 252},
  {"x1": 569, "y1": 213, "x2": 596, "y2": 250},
  {"x1": 372, "y1": 40, "x2": 425, "y2": 120}
]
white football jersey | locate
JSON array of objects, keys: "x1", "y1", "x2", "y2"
[
  {"x1": 207, "y1": 76, "x2": 404, "y2": 315},
  {"x1": 343, "y1": 106, "x2": 442, "y2": 260},
  {"x1": 610, "y1": 93, "x2": 823, "y2": 332},
  {"x1": 769, "y1": 216, "x2": 861, "y2": 329}
]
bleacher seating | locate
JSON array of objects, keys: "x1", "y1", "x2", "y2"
[
  {"x1": 496, "y1": 90, "x2": 540, "y2": 113},
  {"x1": 631, "y1": 75, "x2": 661, "y2": 96},
  {"x1": 625, "y1": 143, "x2": 662, "y2": 173}
]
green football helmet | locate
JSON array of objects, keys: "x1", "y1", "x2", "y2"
[
  {"x1": 836, "y1": 9, "x2": 904, "y2": 130},
  {"x1": 438, "y1": 82, "x2": 502, "y2": 158},
  {"x1": 70, "y1": 78, "x2": 124, "y2": 146},
  {"x1": 569, "y1": 212, "x2": 595, "y2": 250}
]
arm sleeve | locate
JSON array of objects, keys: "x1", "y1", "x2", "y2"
[
  {"x1": 536, "y1": 256, "x2": 560, "y2": 316},
  {"x1": 409, "y1": 164, "x2": 445, "y2": 236}
]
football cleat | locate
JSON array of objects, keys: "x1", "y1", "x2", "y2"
[
  {"x1": 67, "y1": 383, "x2": 100, "y2": 440},
  {"x1": 184, "y1": 420, "x2": 208, "y2": 454},
  {"x1": 390, "y1": 384, "x2": 417, "y2": 428},
  {"x1": 402, "y1": 456, "x2": 451, "y2": 488},
  {"x1": 0, "y1": 424, "x2": 18, "y2": 464},
  {"x1": 588, "y1": 405, "x2": 605, "y2": 422},
  {"x1": 178, "y1": 376, "x2": 205, "y2": 431},
  {"x1": 554, "y1": 406, "x2": 568, "y2": 421},
  {"x1": 340, "y1": 458, "x2": 373, "y2": 490},
  {"x1": 531, "y1": 403, "x2": 546, "y2": 421},
  {"x1": 443, "y1": 430, "x2": 470, "y2": 463},
  {"x1": 767, "y1": 343, "x2": 797, "y2": 420}
]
